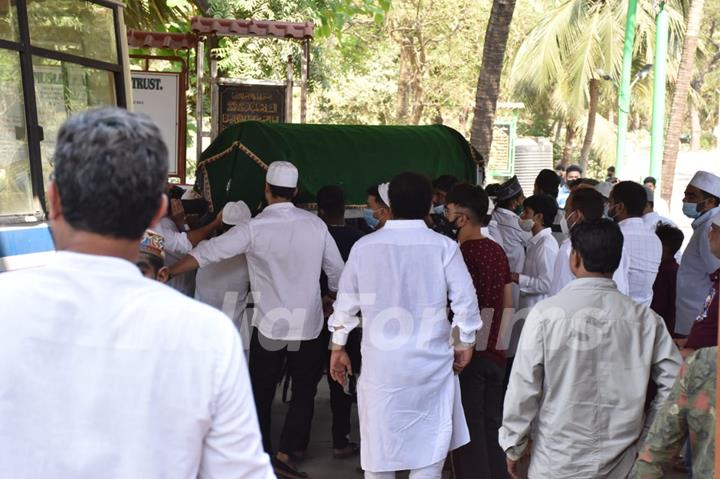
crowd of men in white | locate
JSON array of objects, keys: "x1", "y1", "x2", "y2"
[{"x1": 0, "y1": 108, "x2": 718, "y2": 479}]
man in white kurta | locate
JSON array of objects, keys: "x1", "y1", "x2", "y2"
[
  {"x1": 550, "y1": 187, "x2": 630, "y2": 296},
  {"x1": 0, "y1": 108, "x2": 273, "y2": 479},
  {"x1": 500, "y1": 219, "x2": 681, "y2": 479},
  {"x1": 675, "y1": 171, "x2": 720, "y2": 335},
  {"x1": 194, "y1": 201, "x2": 252, "y2": 349},
  {"x1": 328, "y1": 172, "x2": 481, "y2": 478},
  {"x1": 489, "y1": 176, "x2": 532, "y2": 307},
  {"x1": 170, "y1": 161, "x2": 345, "y2": 477}
]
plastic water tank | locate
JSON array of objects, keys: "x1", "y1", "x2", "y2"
[{"x1": 514, "y1": 137, "x2": 553, "y2": 196}]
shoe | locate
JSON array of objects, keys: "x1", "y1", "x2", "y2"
[
  {"x1": 333, "y1": 442, "x2": 360, "y2": 459},
  {"x1": 271, "y1": 456, "x2": 309, "y2": 479},
  {"x1": 289, "y1": 450, "x2": 306, "y2": 463}
]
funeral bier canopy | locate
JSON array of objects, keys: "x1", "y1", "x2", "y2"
[{"x1": 195, "y1": 122, "x2": 480, "y2": 213}]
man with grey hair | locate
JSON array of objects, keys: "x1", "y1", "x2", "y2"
[{"x1": 0, "y1": 108, "x2": 273, "y2": 479}]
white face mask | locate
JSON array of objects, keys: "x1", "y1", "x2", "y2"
[{"x1": 518, "y1": 217, "x2": 534, "y2": 232}]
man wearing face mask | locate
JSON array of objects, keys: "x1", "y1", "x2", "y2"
[
  {"x1": 430, "y1": 175, "x2": 459, "y2": 238},
  {"x1": 364, "y1": 184, "x2": 392, "y2": 231},
  {"x1": 490, "y1": 176, "x2": 532, "y2": 308},
  {"x1": 512, "y1": 195, "x2": 559, "y2": 310},
  {"x1": 608, "y1": 181, "x2": 662, "y2": 307},
  {"x1": 675, "y1": 170, "x2": 720, "y2": 336},
  {"x1": 550, "y1": 187, "x2": 630, "y2": 296}
]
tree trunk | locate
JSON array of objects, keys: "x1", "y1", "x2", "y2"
[
  {"x1": 661, "y1": 0, "x2": 705, "y2": 202},
  {"x1": 579, "y1": 78, "x2": 600, "y2": 171},
  {"x1": 554, "y1": 116, "x2": 564, "y2": 144},
  {"x1": 562, "y1": 122, "x2": 576, "y2": 166},
  {"x1": 469, "y1": 0, "x2": 518, "y2": 161},
  {"x1": 395, "y1": 36, "x2": 414, "y2": 123},
  {"x1": 690, "y1": 101, "x2": 702, "y2": 150}
]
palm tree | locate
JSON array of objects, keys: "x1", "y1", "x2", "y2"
[
  {"x1": 510, "y1": 0, "x2": 684, "y2": 171},
  {"x1": 470, "y1": 0, "x2": 518, "y2": 163},
  {"x1": 661, "y1": 0, "x2": 706, "y2": 203}
]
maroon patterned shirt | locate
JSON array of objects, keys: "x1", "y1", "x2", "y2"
[{"x1": 459, "y1": 238, "x2": 512, "y2": 366}]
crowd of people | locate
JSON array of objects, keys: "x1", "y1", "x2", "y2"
[{"x1": 1, "y1": 107, "x2": 719, "y2": 479}]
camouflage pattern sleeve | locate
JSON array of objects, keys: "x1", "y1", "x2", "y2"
[{"x1": 629, "y1": 348, "x2": 716, "y2": 479}]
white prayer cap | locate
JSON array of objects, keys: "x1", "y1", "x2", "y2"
[
  {"x1": 594, "y1": 181, "x2": 613, "y2": 199},
  {"x1": 378, "y1": 182, "x2": 391, "y2": 207},
  {"x1": 266, "y1": 161, "x2": 298, "y2": 188},
  {"x1": 689, "y1": 170, "x2": 720, "y2": 197},
  {"x1": 222, "y1": 200, "x2": 251, "y2": 226}
]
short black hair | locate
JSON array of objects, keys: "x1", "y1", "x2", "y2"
[
  {"x1": 317, "y1": 185, "x2": 345, "y2": 217},
  {"x1": 53, "y1": 107, "x2": 168, "y2": 240},
  {"x1": 445, "y1": 183, "x2": 489, "y2": 224},
  {"x1": 571, "y1": 219, "x2": 624, "y2": 274},
  {"x1": 485, "y1": 183, "x2": 502, "y2": 198},
  {"x1": 137, "y1": 251, "x2": 164, "y2": 275},
  {"x1": 555, "y1": 163, "x2": 566, "y2": 172},
  {"x1": 569, "y1": 178, "x2": 599, "y2": 189},
  {"x1": 432, "y1": 175, "x2": 459, "y2": 193},
  {"x1": 655, "y1": 223, "x2": 685, "y2": 255},
  {"x1": 566, "y1": 164, "x2": 583, "y2": 175},
  {"x1": 568, "y1": 187, "x2": 605, "y2": 220},
  {"x1": 607, "y1": 166, "x2": 615, "y2": 173},
  {"x1": 366, "y1": 184, "x2": 388, "y2": 207},
  {"x1": 611, "y1": 181, "x2": 647, "y2": 217},
  {"x1": 524, "y1": 194, "x2": 558, "y2": 228},
  {"x1": 388, "y1": 172, "x2": 433, "y2": 220},
  {"x1": 268, "y1": 184, "x2": 295, "y2": 200},
  {"x1": 535, "y1": 169, "x2": 561, "y2": 199},
  {"x1": 643, "y1": 176, "x2": 657, "y2": 186}
]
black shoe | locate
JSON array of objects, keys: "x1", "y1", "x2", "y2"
[
  {"x1": 333, "y1": 442, "x2": 360, "y2": 459},
  {"x1": 271, "y1": 457, "x2": 309, "y2": 479}
]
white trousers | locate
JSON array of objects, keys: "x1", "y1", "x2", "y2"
[{"x1": 364, "y1": 459, "x2": 445, "y2": 479}]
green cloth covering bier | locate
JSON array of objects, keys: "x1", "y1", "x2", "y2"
[{"x1": 195, "y1": 121, "x2": 480, "y2": 213}]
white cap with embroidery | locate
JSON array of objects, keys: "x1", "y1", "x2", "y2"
[
  {"x1": 689, "y1": 170, "x2": 720, "y2": 198},
  {"x1": 222, "y1": 200, "x2": 251, "y2": 226}
]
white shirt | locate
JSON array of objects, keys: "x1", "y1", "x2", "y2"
[
  {"x1": 550, "y1": 238, "x2": 630, "y2": 296},
  {"x1": 155, "y1": 216, "x2": 195, "y2": 296},
  {"x1": 519, "y1": 228, "x2": 559, "y2": 310},
  {"x1": 190, "y1": 202, "x2": 344, "y2": 341},
  {"x1": 675, "y1": 206, "x2": 720, "y2": 334},
  {"x1": 642, "y1": 211, "x2": 676, "y2": 230},
  {"x1": 0, "y1": 252, "x2": 273, "y2": 479},
  {"x1": 500, "y1": 278, "x2": 681, "y2": 478},
  {"x1": 482, "y1": 220, "x2": 504, "y2": 248},
  {"x1": 619, "y1": 217, "x2": 662, "y2": 307},
  {"x1": 490, "y1": 207, "x2": 532, "y2": 307},
  {"x1": 195, "y1": 254, "x2": 251, "y2": 349},
  {"x1": 328, "y1": 220, "x2": 481, "y2": 472}
]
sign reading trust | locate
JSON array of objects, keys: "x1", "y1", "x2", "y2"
[{"x1": 131, "y1": 71, "x2": 180, "y2": 175}]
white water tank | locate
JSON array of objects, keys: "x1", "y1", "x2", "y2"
[{"x1": 514, "y1": 137, "x2": 553, "y2": 196}]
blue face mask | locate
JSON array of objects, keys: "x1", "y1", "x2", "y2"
[
  {"x1": 432, "y1": 204, "x2": 445, "y2": 215},
  {"x1": 683, "y1": 202, "x2": 701, "y2": 219},
  {"x1": 363, "y1": 208, "x2": 380, "y2": 229}
]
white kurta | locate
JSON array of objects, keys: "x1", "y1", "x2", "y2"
[
  {"x1": 642, "y1": 211, "x2": 676, "y2": 230},
  {"x1": 190, "y1": 202, "x2": 344, "y2": 341},
  {"x1": 195, "y1": 254, "x2": 251, "y2": 349},
  {"x1": 328, "y1": 220, "x2": 481, "y2": 473},
  {"x1": 155, "y1": 216, "x2": 196, "y2": 296},
  {"x1": 490, "y1": 207, "x2": 532, "y2": 307},
  {"x1": 675, "y1": 206, "x2": 720, "y2": 334},
  {"x1": 618, "y1": 217, "x2": 662, "y2": 307},
  {"x1": 518, "y1": 227, "x2": 559, "y2": 310},
  {"x1": 0, "y1": 251, "x2": 273, "y2": 479},
  {"x1": 550, "y1": 238, "x2": 630, "y2": 296},
  {"x1": 500, "y1": 278, "x2": 681, "y2": 479}
]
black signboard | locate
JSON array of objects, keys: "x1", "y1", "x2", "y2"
[{"x1": 218, "y1": 83, "x2": 287, "y2": 133}]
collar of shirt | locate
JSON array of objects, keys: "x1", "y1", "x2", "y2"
[
  {"x1": 618, "y1": 217, "x2": 645, "y2": 229},
  {"x1": 528, "y1": 227, "x2": 552, "y2": 245},
  {"x1": 383, "y1": 219, "x2": 427, "y2": 230},
  {"x1": 693, "y1": 205, "x2": 720, "y2": 229},
  {"x1": 566, "y1": 276, "x2": 617, "y2": 291},
  {"x1": 262, "y1": 202, "x2": 295, "y2": 212},
  {"x1": 51, "y1": 251, "x2": 141, "y2": 277}
]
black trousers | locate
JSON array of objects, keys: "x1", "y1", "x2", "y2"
[
  {"x1": 453, "y1": 356, "x2": 509, "y2": 479},
  {"x1": 249, "y1": 327, "x2": 325, "y2": 455},
  {"x1": 320, "y1": 326, "x2": 362, "y2": 449}
]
